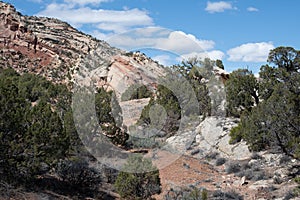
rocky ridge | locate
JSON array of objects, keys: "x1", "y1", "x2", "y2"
[{"x1": 0, "y1": 1, "x2": 164, "y2": 93}]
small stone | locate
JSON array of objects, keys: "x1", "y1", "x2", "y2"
[
  {"x1": 190, "y1": 149, "x2": 200, "y2": 155},
  {"x1": 240, "y1": 176, "x2": 248, "y2": 186},
  {"x1": 183, "y1": 163, "x2": 190, "y2": 169}
]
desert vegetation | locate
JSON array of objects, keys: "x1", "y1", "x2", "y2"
[{"x1": 227, "y1": 46, "x2": 300, "y2": 159}]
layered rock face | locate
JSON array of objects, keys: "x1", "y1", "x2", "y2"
[
  {"x1": 0, "y1": 2, "x2": 110, "y2": 84},
  {"x1": 107, "y1": 53, "x2": 165, "y2": 96},
  {"x1": 0, "y1": 2, "x2": 165, "y2": 93}
]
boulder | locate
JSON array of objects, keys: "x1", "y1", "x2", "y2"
[
  {"x1": 195, "y1": 116, "x2": 251, "y2": 160},
  {"x1": 249, "y1": 180, "x2": 273, "y2": 190},
  {"x1": 165, "y1": 131, "x2": 197, "y2": 154}
]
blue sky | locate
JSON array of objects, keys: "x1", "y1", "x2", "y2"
[{"x1": 5, "y1": 0, "x2": 300, "y2": 73}]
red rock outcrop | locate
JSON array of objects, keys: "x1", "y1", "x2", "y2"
[{"x1": 0, "y1": 2, "x2": 165, "y2": 93}]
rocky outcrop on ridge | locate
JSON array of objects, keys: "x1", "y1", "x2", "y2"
[
  {"x1": 0, "y1": 2, "x2": 165, "y2": 92},
  {"x1": 0, "y1": 1, "x2": 112, "y2": 84}
]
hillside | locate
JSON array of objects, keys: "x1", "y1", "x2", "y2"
[{"x1": 0, "y1": 1, "x2": 164, "y2": 93}]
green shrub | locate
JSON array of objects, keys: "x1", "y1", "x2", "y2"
[
  {"x1": 225, "y1": 69, "x2": 259, "y2": 117},
  {"x1": 284, "y1": 190, "x2": 297, "y2": 200},
  {"x1": 229, "y1": 125, "x2": 243, "y2": 144},
  {"x1": 212, "y1": 190, "x2": 244, "y2": 200},
  {"x1": 226, "y1": 162, "x2": 241, "y2": 174},
  {"x1": 95, "y1": 88, "x2": 128, "y2": 146},
  {"x1": 237, "y1": 169, "x2": 268, "y2": 181},
  {"x1": 215, "y1": 158, "x2": 226, "y2": 166},
  {"x1": 56, "y1": 159, "x2": 101, "y2": 190},
  {"x1": 121, "y1": 84, "x2": 152, "y2": 101},
  {"x1": 0, "y1": 69, "x2": 70, "y2": 183},
  {"x1": 164, "y1": 187, "x2": 207, "y2": 200},
  {"x1": 114, "y1": 155, "x2": 161, "y2": 199},
  {"x1": 201, "y1": 189, "x2": 208, "y2": 200},
  {"x1": 139, "y1": 84, "x2": 181, "y2": 134},
  {"x1": 205, "y1": 152, "x2": 219, "y2": 160}
]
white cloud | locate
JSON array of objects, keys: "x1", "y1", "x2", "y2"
[
  {"x1": 64, "y1": 0, "x2": 111, "y2": 6},
  {"x1": 205, "y1": 1, "x2": 236, "y2": 13},
  {"x1": 179, "y1": 50, "x2": 225, "y2": 61},
  {"x1": 247, "y1": 7, "x2": 259, "y2": 12},
  {"x1": 227, "y1": 42, "x2": 274, "y2": 62},
  {"x1": 90, "y1": 30, "x2": 112, "y2": 41},
  {"x1": 157, "y1": 31, "x2": 215, "y2": 54},
  {"x1": 152, "y1": 55, "x2": 173, "y2": 66},
  {"x1": 107, "y1": 28, "x2": 216, "y2": 55},
  {"x1": 37, "y1": 3, "x2": 153, "y2": 33}
]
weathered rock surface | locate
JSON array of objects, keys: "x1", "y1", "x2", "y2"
[
  {"x1": 165, "y1": 131, "x2": 197, "y2": 154},
  {"x1": 166, "y1": 117, "x2": 252, "y2": 160},
  {"x1": 0, "y1": 2, "x2": 165, "y2": 94},
  {"x1": 194, "y1": 116, "x2": 252, "y2": 160},
  {"x1": 0, "y1": 2, "x2": 114, "y2": 84},
  {"x1": 163, "y1": 116, "x2": 251, "y2": 160},
  {"x1": 106, "y1": 53, "x2": 165, "y2": 96},
  {"x1": 120, "y1": 98, "x2": 151, "y2": 128}
]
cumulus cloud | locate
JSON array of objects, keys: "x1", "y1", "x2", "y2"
[
  {"x1": 179, "y1": 50, "x2": 225, "y2": 61},
  {"x1": 247, "y1": 7, "x2": 259, "y2": 12},
  {"x1": 227, "y1": 42, "x2": 274, "y2": 62},
  {"x1": 106, "y1": 28, "x2": 165, "y2": 51},
  {"x1": 37, "y1": 3, "x2": 153, "y2": 32},
  {"x1": 205, "y1": 1, "x2": 236, "y2": 13},
  {"x1": 158, "y1": 31, "x2": 215, "y2": 53},
  {"x1": 107, "y1": 28, "x2": 216, "y2": 55}
]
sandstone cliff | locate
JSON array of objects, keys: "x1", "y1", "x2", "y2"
[{"x1": 0, "y1": 1, "x2": 165, "y2": 93}]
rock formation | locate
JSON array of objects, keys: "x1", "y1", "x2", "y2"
[{"x1": 0, "y1": 1, "x2": 165, "y2": 93}]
